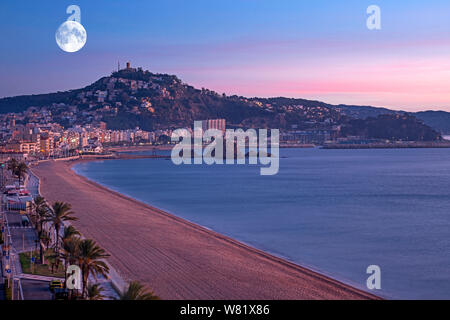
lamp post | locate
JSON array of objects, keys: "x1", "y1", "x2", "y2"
[{"x1": 8, "y1": 234, "x2": 12, "y2": 258}]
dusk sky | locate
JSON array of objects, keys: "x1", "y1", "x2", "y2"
[{"x1": 1, "y1": 0, "x2": 450, "y2": 111}]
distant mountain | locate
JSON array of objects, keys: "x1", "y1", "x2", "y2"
[
  {"x1": 413, "y1": 111, "x2": 450, "y2": 135},
  {"x1": 0, "y1": 66, "x2": 447, "y2": 138},
  {"x1": 341, "y1": 114, "x2": 441, "y2": 141},
  {"x1": 332, "y1": 105, "x2": 450, "y2": 134},
  {"x1": 0, "y1": 90, "x2": 80, "y2": 114}
]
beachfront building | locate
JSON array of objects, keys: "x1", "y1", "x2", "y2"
[{"x1": 39, "y1": 134, "x2": 54, "y2": 156}]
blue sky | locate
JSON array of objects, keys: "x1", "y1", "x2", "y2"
[{"x1": 1, "y1": 0, "x2": 450, "y2": 111}]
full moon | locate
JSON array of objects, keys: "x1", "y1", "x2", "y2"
[{"x1": 55, "y1": 21, "x2": 87, "y2": 53}]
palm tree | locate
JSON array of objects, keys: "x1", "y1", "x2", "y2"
[
  {"x1": 44, "y1": 202, "x2": 78, "y2": 255},
  {"x1": 87, "y1": 284, "x2": 105, "y2": 300},
  {"x1": 14, "y1": 162, "x2": 28, "y2": 187},
  {"x1": 32, "y1": 196, "x2": 47, "y2": 227},
  {"x1": 40, "y1": 233, "x2": 50, "y2": 250},
  {"x1": 60, "y1": 226, "x2": 81, "y2": 278},
  {"x1": 45, "y1": 251, "x2": 59, "y2": 274},
  {"x1": 61, "y1": 236, "x2": 81, "y2": 293},
  {"x1": 7, "y1": 158, "x2": 18, "y2": 172},
  {"x1": 77, "y1": 239, "x2": 110, "y2": 298},
  {"x1": 33, "y1": 196, "x2": 49, "y2": 264},
  {"x1": 36, "y1": 205, "x2": 49, "y2": 235},
  {"x1": 118, "y1": 281, "x2": 160, "y2": 300},
  {"x1": 62, "y1": 225, "x2": 81, "y2": 243},
  {"x1": 33, "y1": 195, "x2": 46, "y2": 212},
  {"x1": 61, "y1": 237, "x2": 81, "y2": 266},
  {"x1": 36, "y1": 206, "x2": 50, "y2": 251}
]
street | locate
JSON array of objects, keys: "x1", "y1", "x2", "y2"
[
  {"x1": 5, "y1": 211, "x2": 39, "y2": 254},
  {"x1": 2, "y1": 192, "x2": 53, "y2": 300},
  {"x1": 21, "y1": 279, "x2": 52, "y2": 300}
]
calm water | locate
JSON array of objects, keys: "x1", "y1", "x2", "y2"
[{"x1": 73, "y1": 148, "x2": 450, "y2": 299}]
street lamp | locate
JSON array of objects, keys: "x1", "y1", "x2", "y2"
[{"x1": 7, "y1": 233, "x2": 12, "y2": 251}]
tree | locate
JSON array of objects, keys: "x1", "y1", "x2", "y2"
[
  {"x1": 61, "y1": 236, "x2": 81, "y2": 293},
  {"x1": 40, "y1": 233, "x2": 51, "y2": 250},
  {"x1": 118, "y1": 281, "x2": 160, "y2": 300},
  {"x1": 45, "y1": 251, "x2": 59, "y2": 274},
  {"x1": 14, "y1": 162, "x2": 28, "y2": 186},
  {"x1": 33, "y1": 196, "x2": 48, "y2": 231},
  {"x1": 7, "y1": 158, "x2": 18, "y2": 172},
  {"x1": 87, "y1": 284, "x2": 105, "y2": 300},
  {"x1": 77, "y1": 239, "x2": 110, "y2": 298},
  {"x1": 62, "y1": 225, "x2": 81, "y2": 243},
  {"x1": 60, "y1": 225, "x2": 81, "y2": 274},
  {"x1": 36, "y1": 207, "x2": 50, "y2": 240},
  {"x1": 33, "y1": 196, "x2": 47, "y2": 223},
  {"x1": 33, "y1": 196, "x2": 49, "y2": 264},
  {"x1": 44, "y1": 202, "x2": 78, "y2": 256},
  {"x1": 7, "y1": 159, "x2": 28, "y2": 186},
  {"x1": 61, "y1": 236, "x2": 81, "y2": 267}
]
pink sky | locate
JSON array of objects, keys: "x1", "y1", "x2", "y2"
[
  {"x1": 157, "y1": 37, "x2": 450, "y2": 112},
  {"x1": 2, "y1": 1, "x2": 450, "y2": 113}
]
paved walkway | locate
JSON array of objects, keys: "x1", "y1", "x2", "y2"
[{"x1": 26, "y1": 171, "x2": 40, "y2": 198}]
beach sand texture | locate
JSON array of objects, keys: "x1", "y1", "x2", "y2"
[{"x1": 32, "y1": 160, "x2": 380, "y2": 300}]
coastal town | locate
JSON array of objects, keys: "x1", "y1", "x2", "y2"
[
  {"x1": 0, "y1": 65, "x2": 448, "y2": 301},
  {"x1": 1, "y1": 102, "x2": 448, "y2": 164},
  {"x1": 0, "y1": 115, "x2": 169, "y2": 161},
  {"x1": 1, "y1": 63, "x2": 448, "y2": 165}
]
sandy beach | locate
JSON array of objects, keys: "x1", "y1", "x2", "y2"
[{"x1": 32, "y1": 160, "x2": 380, "y2": 300}]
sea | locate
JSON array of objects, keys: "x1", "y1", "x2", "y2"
[{"x1": 73, "y1": 148, "x2": 450, "y2": 299}]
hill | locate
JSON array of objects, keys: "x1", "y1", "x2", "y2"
[
  {"x1": 0, "y1": 66, "x2": 446, "y2": 139},
  {"x1": 414, "y1": 111, "x2": 450, "y2": 134}
]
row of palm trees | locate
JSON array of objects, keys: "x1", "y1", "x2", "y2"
[
  {"x1": 6, "y1": 158, "x2": 159, "y2": 300},
  {"x1": 34, "y1": 196, "x2": 159, "y2": 300},
  {"x1": 7, "y1": 158, "x2": 28, "y2": 186},
  {"x1": 31, "y1": 196, "x2": 159, "y2": 300}
]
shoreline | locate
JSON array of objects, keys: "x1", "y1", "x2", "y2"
[
  {"x1": 103, "y1": 141, "x2": 450, "y2": 154},
  {"x1": 322, "y1": 141, "x2": 450, "y2": 149},
  {"x1": 32, "y1": 158, "x2": 381, "y2": 300},
  {"x1": 72, "y1": 163, "x2": 369, "y2": 294}
]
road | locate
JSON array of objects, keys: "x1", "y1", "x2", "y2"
[
  {"x1": 2, "y1": 201, "x2": 52, "y2": 300},
  {"x1": 5, "y1": 211, "x2": 39, "y2": 254},
  {"x1": 21, "y1": 279, "x2": 52, "y2": 300}
]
